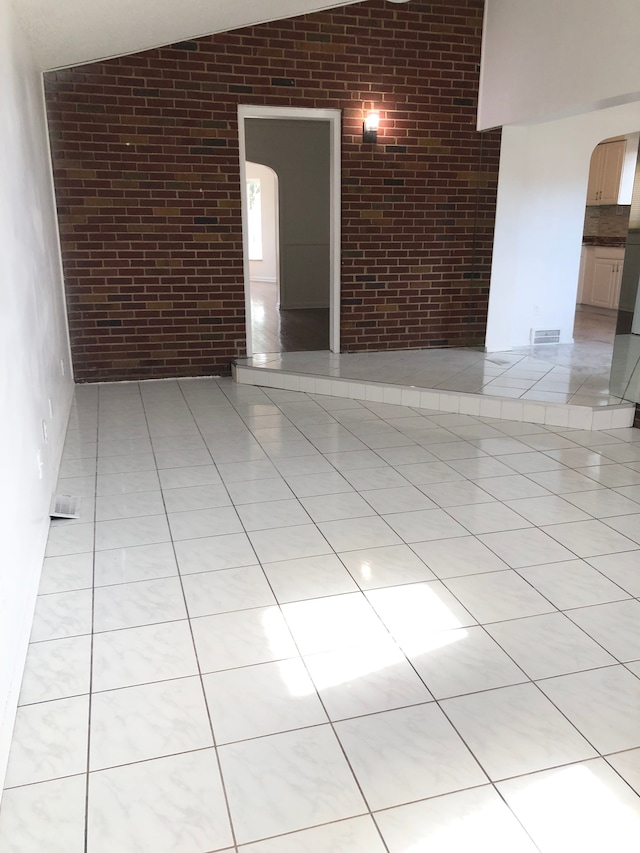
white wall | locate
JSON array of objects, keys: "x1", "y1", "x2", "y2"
[
  {"x1": 246, "y1": 162, "x2": 278, "y2": 283},
  {"x1": 486, "y1": 102, "x2": 640, "y2": 351},
  {"x1": 479, "y1": 0, "x2": 640, "y2": 130},
  {"x1": 0, "y1": 0, "x2": 74, "y2": 787},
  {"x1": 480, "y1": 0, "x2": 640, "y2": 352}
]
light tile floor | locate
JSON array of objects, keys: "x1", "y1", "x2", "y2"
[{"x1": 1, "y1": 376, "x2": 640, "y2": 852}]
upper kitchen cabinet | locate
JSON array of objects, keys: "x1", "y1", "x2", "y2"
[{"x1": 586, "y1": 134, "x2": 639, "y2": 205}]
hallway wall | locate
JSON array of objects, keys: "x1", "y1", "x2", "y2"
[
  {"x1": 0, "y1": 0, "x2": 74, "y2": 786},
  {"x1": 44, "y1": 0, "x2": 500, "y2": 382}
]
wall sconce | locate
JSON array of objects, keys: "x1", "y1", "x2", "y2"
[{"x1": 363, "y1": 111, "x2": 380, "y2": 144}]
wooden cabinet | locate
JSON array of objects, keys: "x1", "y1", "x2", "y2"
[
  {"x1": 586, "y1": 139, "x2": 626, "y2": 205},
  {"x1": 578, "y1": 246, "x2": 625, "y2": 309}
]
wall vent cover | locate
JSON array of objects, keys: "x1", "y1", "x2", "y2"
[
  {"x1": 50, "y1": 494, "x2": 80, "y2": 519},
  {"x1": 532, "y1": 329, "x2": 561, "y2": 345}
]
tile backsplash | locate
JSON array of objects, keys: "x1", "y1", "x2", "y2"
[{"x1": 583, "y1": 204, "x2": 631, "y2": 240}]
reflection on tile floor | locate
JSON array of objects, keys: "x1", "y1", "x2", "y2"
[
  {"x1": 242, "y1": 305, "x2": 628, "y2": 411},
  {"x1": 1, "y1": 376, "x2": 640, "y2": 852}
]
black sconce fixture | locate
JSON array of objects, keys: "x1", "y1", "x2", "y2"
[{"x1": 363, "y1": 111, "x2": 380, "y2": 144}]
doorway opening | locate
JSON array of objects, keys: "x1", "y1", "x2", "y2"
[
  {"x1": 238, "y1": 105, "x2": 341, "y2": 358},
  {"x1": 573, "y1": 133, "x2": 638, "y2": 377}
]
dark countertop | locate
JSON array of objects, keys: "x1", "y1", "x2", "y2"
[{"x1": 582, "y1": 236, "x2": 627, "y2": 247}]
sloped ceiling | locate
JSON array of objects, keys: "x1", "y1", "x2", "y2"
[{"x1": 14, "y1": 0, "x2": 365, "y2": 71}]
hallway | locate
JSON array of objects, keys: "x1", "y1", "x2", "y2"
[
  {"x1": 1, "y1": 376, "x2": 639, "y2": 851},
  {"x1": 250, "y1": 280, "x2": 329, "y2": 354}
]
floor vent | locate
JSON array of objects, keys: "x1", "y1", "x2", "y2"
[
  {"x1": 532, "y1": 329, "x2": 561, "y2": 345},
  {"x1": 50, "y1": 494, "x2": 80, "y2": 519}
]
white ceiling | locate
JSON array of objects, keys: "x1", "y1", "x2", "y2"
[{"x1": 14, "y1": 0, "x2": 365, "y2": 71}]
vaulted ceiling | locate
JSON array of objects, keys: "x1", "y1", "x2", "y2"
[{"x1": 14, "y1": 0, "x2": 365, "y2": 70}]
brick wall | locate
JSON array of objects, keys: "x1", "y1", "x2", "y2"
[{"x1": 44, "y1": 0, "x2": 500, "y2": 382}]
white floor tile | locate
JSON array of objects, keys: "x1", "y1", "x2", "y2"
[
  {"x1": 337, "y1": 543, "x2": 436, "y2": 589},
  {"x1": 563, "y1": 489, "x2": 640, "y2": 518},
  {"x1": 92, "y1": 620, "x2": 198, "y2": 692},
  {"x1": 517, "y1": 559, "x2": 630, "y2": 609},
  {"x1": 417, "y1": 479, "x2": 495, "y2": 507},
  {"x1": 335, "y1": 703, "x2": 487, "y2": 810},
  {"x1": 191, "y1": 607, "x2": 299, "y2": 673},
  {"x1": 284, "y1": 471, "x2": 354, "y2": 497},
  {"x1": 87, "y1": 750, "x2": 233, "y2": 853},
  {"x1": 301, "y1": 491, "x2": 379, "y2": 521},
  {"x1": 219, "y1": 725, "x2": 366, "y2": 845},
  {"x1": 486, "y1": 613, "x2": 616, "y2": 680},
  {"x1": 498, "y1": 759, "x2": 640, "y2": 853},
  {"x1": 341, "y1": 466, "x2": 412, "y2": 490},
  {"x1": 567, "y1": 599, "x2": 640, "y2": 661},
  {"x1": 606, "y1": 748, "x2": 640, "y2": 795},
  {"x1": 96, "y1": 470, "x2": 161, "y2": 495},
  {"x1": 174, "y1": 532, "x2": 257, "y2": 574},
  {"x1": 4, "y1": 695, "x2": 89, "y2": 787},
  {"x1": 468, "y1": 474, "x2": 551, "y2": 501},
  {"x1": 94, "y1": 515, "x2": 170, "y2": 551},
  {"x1": 441, "y1": 683, "x2": 597, "y2": 780},
  {"x1": 304, "y1": 642, "x2": 433, "y2": 720},
  {"x1": 0, "y1": 775, "x2": 86, "y2": 853},
  {"x1": 45, "y1": 522, "x2": 94, "y2": 557},
  {"x1": 89, "y1": 677, "x2": 212, "y2": 771},
  {"x1": 236, "y1": 498, "x2": 312, "y2": 530},
  {"x1": 586, "y1": 550, "x2": 640, "y2": 595},
  {"x1": 281, "y1": 593, "x2": 396, "y2": 655},
  {"x1": 249, "y1": 523, "x2": 332, "y2": 563},
  {"x1": 602, "y1": 512, "x2": 640, "y2": 544},
  {"x1": 158, "y1": 465, "x2": 221, "y2": 489},
  {"x1": 411, "y1": 535, "x2": 510, "y2": 578},
  {"x1": 203, "y1": 658, "x2": 327, "y2": 743},
  {"x1": 503, "y1": 495, "x2": 592, "y2": 526},
  {"x1": 182, "y1": 565, "x2": 275, "y2": 617},
  {"x1": 375, "y1": 784, "x2": 539, "y2": 853},
  {"x1": 19, "y1": 636, "x2": 92, "y2": 705},
  {"x1": 478, "y1": 528, "x2": 576, "y2": 568},
  {"x1": 30, "y1": 589, "x2": 93, "y2": 642},
  {"x1": 538, "y1": 666, "x2": 640, "y2": 754},
  {"x1": 95, "y1": 572, "x2": 184, "y2": 630},
  {"x1": 540, "y1": 519, "x2": 638, "y2": 558},
  {"x1": 317, "y1": 516, "x2": 402, "y2": 552},
  {"x1": 446, "y1": 502, "x2": 532, "y2": 534},
  {"x1": 395, "y1": 460, "x2": 467, "y2": 485},
  {"x1": 408, "y1": 624, "x2": 527, "y2": 699},
  {"x1": 95, "y1": 490, "x2": 165, "y2": 521},
  {"x1": 443, "y1": 570, "x2": 555, "y2": 623},
  {"x1": 263, "y1": 553, "x2": 358, "y2": 602},
  {"x1": 38, "y1": 553, "x2": 94, "y2": 594},
  {"x1": 161, "y1": 483, "x2": 231, "y2": 513},
  {"x1": 226, "y1": 477, "x2": 295, "y2": 505},
  {"x1": 382, "y1": 508, "x2": 469, "y2": 543},
  {"x1": 167, "y1": 506, "x2": 242, "y2": 540},
  {"x1": 365, "y1": 582, "x2": 476, "y2": 649},
  {"x1": 94, "y1": 542, "x2": 178, "y2": 586},
  {"x1": 238, "y1": 815, "x2": 387, "y2": 853}
]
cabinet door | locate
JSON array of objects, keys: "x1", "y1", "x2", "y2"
[
  {"x1": 586, "y1": 145, "x2": 604, "y2": 205},
  {"x1": 611, "y1": 260, "x2": 623, "y2": 309},
  {"x1": 589, "y1": 258, "x2": 617, "y2": 307},
  {"x1": 599, "y1": 140, "x2": 626, "y2": 204}
]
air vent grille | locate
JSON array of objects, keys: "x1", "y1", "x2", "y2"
[{"x1": 532, "y1": 329, "x2": 561, "y2": 345}]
